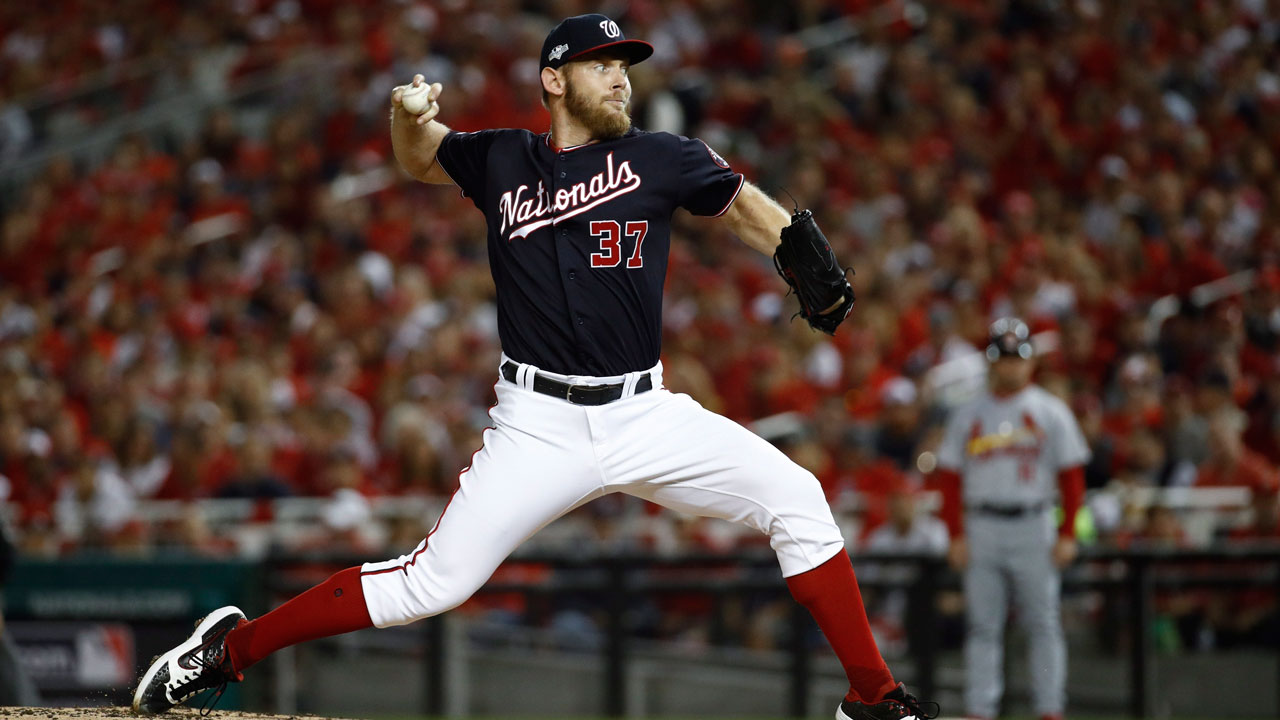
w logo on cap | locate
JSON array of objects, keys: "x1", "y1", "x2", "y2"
[{"x1": 541, "y1": 14, "x2": 653, "y2": 70}]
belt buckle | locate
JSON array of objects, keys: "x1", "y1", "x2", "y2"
[{"x1": 565, "y1": 383, "x2": 576, "y2": 403}]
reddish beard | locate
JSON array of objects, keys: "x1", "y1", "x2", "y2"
[{"x1": 564, "y1": 75, "x2": 631, "y2": 140}]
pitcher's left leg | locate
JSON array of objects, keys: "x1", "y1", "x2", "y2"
[{"x1": 606, "y1": 391, "x2": 896, "y2": 704}]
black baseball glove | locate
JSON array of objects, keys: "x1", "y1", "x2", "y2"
[{"x1": 772, "y1": 209, "x2": 855, "y2": 334}]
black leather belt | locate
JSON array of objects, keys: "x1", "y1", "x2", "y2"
[
  {"x1": 501, "y1": 361, "x2": 652, "y2": 406},
  {"x1": 968, "y1": 503, "x2": 1047, "y2": 518}
]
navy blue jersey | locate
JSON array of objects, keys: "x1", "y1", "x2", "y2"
[{"x1": 435, "y1": 127, "x2": 744, "y2": 376}]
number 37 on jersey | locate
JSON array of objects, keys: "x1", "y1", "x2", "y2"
[{"x1": 589, "y1": 220, "x2": 649, "y2": 268}]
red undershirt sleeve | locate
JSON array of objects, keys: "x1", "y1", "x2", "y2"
[
  {"x1": 936, "y1": 468, "x2": 963, "y2": 539},
  {"x1": 1058, "y1": 465, "x2": 1085, "y2": 539}
]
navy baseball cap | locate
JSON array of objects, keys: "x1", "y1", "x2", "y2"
[
  {"x1": 986, "y1": 317, "x2": 1034, "y2": 361},
  {"x1": 540, "y1": 14, "x2": 654, "y2": 70}
]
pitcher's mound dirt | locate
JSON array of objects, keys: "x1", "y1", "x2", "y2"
[{"x1": 0, "y1": 709, "x2": 349, "y2": 719}]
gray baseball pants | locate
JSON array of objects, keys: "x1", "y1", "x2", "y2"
[{"x1": 963, "y1": 512, "x2": 1064, "y2": 718}]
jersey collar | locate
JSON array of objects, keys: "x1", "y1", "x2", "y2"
[
  {"x1": 545, "y1": 133, "x2": 592, "y2": 153},
  {"x1": 544, "y1": 127, "x2": 641, "y2": 153}
]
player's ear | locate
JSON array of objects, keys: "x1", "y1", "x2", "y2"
[{"x1": 542, "y1": 67, "x2": 566, "y2": 100}]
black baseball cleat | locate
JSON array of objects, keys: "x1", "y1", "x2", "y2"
[
  {"x1": 837, "y1": 683, "x2": 939, "y2": 720},
  {"x1": 132, "y1": 605, "x2": 247, "y2": 714}
]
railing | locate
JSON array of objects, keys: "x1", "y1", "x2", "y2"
[
  {"x1": 14, "y1": 483, "x2": 1250, "y2": 545},
  {"x1": 264, "y1": 544, "x2": 1280, "y2": 719}
]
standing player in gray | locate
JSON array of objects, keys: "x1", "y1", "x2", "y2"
[{"x1": 935, "y1": 318, "x2": 1089, "y2": 720}]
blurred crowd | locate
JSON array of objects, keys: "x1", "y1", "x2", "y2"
[{"x1": 0, "y1": 0, "x2": 1278, "y2": 586}]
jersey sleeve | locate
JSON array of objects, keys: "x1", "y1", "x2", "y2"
[
  {"x1": 675, "y1": 135, "x2": 745, "y2": 217},
  {"x1": 1050, "y1": 398, "x2": 1092, "y2": 470},
  {"x1": 935, "y1": 405, "x2": 972, "y2": 472},
  {"x1": 434, "y1": 129, "x2": 505, "y2": 203}
]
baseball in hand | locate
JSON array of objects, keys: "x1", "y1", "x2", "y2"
[{"x1": 400, "y1": 83, "x2": 436, "y2": 115}]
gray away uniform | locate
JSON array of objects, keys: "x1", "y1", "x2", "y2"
[{"x1": 937, "y1": 385, "x2": 1090, "y2": 718}]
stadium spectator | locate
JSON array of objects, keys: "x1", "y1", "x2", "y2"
[
  {"x1": 872, "y1": 377, "x2": 926, "y2": 472},
  {"x1": 1197, "y1": 408, "x2": 1280, "y2": 497},
  {"x1": 858, "y1": 475, "x2": 950, "y2": 656}
]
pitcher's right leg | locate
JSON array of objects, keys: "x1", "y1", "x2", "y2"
[
  {"x1": 137, "y1": 383, "x2": 604, "y2": 714},
  {"x1": 360, "y1": 384, "x2": 604, "y2": 627}
]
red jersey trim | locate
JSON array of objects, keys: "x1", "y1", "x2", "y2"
[{"x1": 713, "y1": 174, "x2": 746, "y2": 217}]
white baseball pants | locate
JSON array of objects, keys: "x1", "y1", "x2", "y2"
[{"x1": 360, "y1": 357, "x2": 846, "y2": 627}]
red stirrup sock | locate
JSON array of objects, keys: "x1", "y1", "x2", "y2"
[
  {"x1": 225, "y1": 566, "x2": 374, "y2": 672},
  {"x1": 786, "y1": 551, "x2": 897, "y2": 703}
]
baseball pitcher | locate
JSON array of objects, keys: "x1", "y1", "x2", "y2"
[
  {"x1": 134, "y1": 14, "x2": 933, "y2": 720},
  {"x1": 936, "y1": 318, "x2": 1089, "y2": 720}
]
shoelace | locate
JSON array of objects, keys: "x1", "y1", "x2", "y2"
[
  {"x1": 895, "y1": 691, "x2": 940, "y2": 720},
  {"x1": 196, "y1": 681, "x2": 229, "y2": 717},
  {"x1": 190, "y1": 647, "x2": 232, "y2": 717}
]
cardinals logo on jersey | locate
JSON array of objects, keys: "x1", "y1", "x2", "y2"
[
  {"x1": 966, "y1": 413, "x2": 1045, "y2": 459},
  {"x1": 966, "y1": 413, "x2": 1045, "y2": 482}
]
